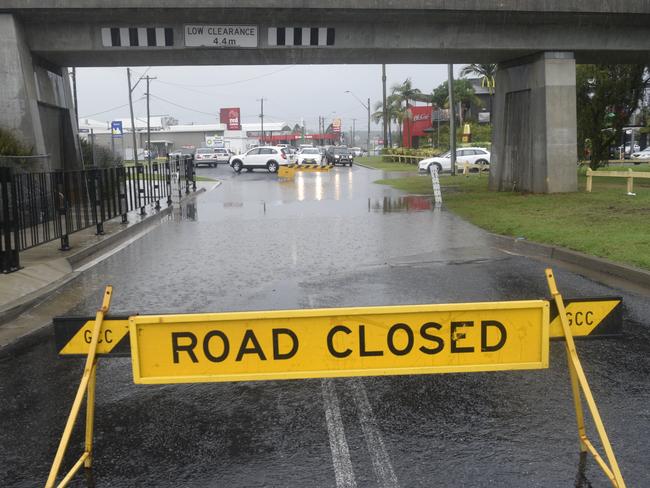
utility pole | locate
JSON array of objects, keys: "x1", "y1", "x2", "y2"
[
  {"x1": 127, "y1": 68, "x2": 139, "y2": 165},
  {"x1": 382, "y1": 64, "x2": 388, "y2": 149},
  {"x1": 144, "y1": 75, "x2": 157, "y2": 163},
  {"x1": 448, "y1": 64, "x2": 456, "y2": 176},
  {"x1": 319, "y1": 116, "x2": 323, "y2": 145},
  {"x1": 71, "y1": 67, "x2": 79, "y2": 131},
  {"x1": 258, "y1": 98, "x2": 266, "y2": 145},
  {"x1": 367, "y1": 97, "x2": 371, "y2": 155},
  {"x1": 352, "y1": 118, "x2": 356, "y2": 146}
]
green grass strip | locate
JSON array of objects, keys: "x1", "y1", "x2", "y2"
[{"x1": 374, "y1": 172, "x2": 650, "y2": 270}]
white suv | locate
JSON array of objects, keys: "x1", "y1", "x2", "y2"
[
  {"x1": 418, "y1": 147, "x2": 491, "y2": 173},
  {"x1": 229, "y1": 146, "x2": 289, "y2": 173}
]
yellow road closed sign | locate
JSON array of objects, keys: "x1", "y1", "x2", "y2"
[{"x1": 128, "y1": 300, "x2": 549, "y2": 384}]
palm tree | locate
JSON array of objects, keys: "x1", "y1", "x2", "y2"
[
  {"x1": 460, "y1": 63, "x2": 497, "y2": 113},
  {"x1": 391, "y1": 79, "x2": 428, "y2": 147},
  {"x1": 372, "y1": 94, "x2": 407, "y2": 147}
]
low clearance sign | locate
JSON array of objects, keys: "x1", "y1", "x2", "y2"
[{"x1": 129, "y1": 301, "x2": 549, "y2": 384}]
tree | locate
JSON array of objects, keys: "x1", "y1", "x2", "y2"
[
  {"x1": 459, "y1": 64, "x2": 497, "y2": 85},
  {"x1": 431, "y1": 79, "x2": 481, "y2": 126},
  {"x1": 576, "y1": 64, "x2": 649, "y2": 169},
  {"x1": 460, "y1": 63, "x2": 497, "y2": 112},
  {"x1": 390, "y1": 79, "x2": 428, "y2": 146},
  {"x1": 372, "y1": 93, "x2": 409, "y2": 147}
]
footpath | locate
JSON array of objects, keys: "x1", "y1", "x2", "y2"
[{"x1": 0, "y1": 182, "x2": 216, "y2": 352}]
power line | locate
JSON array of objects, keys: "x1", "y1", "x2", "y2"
[
  {"x1": 149, "y1": 94, "x2": 219, "y2": 116},
  {"x1": 79, "y1": 98, "x2": 143, "y2": 119},
  {"x1": 155, "y1": 66, "x2": 295, "y2": 88}
]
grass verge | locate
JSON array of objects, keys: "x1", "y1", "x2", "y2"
[
  {"x1": 355, "y1": 156, "x2": 419, "y2": 172},
  {"x1": 374, "y1": 171, "x2": 650, "y2": 270}
]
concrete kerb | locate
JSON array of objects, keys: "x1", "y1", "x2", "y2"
[
  {"x1": 491, "y1": 233, "x2": 650, "y2": 289},
  {"x1": 0, "y1": 186, "x2": 210, "y2": 328}
]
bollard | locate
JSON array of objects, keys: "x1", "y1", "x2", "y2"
[{"x1": 429, "y1": 164, "x2": 443, "y2": 205}]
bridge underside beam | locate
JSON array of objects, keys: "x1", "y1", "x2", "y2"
[{"x1": 490, "y1": 52, "x2": 577, "y2": 194}]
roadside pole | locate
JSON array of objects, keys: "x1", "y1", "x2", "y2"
[
  {"x1": 448, "y1": 64, "x2": 456, "y2": 176},
  {"x1": 382, "y1": 64, "x2": 388, "y2": 149}
]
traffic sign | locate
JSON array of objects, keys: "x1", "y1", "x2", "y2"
[
  {"x1": 127, "y1": 301, "x2": 549, "y2": 384},
  {"x1": 111, "y1": 121, "x2": 123, "y2": 138},
  {"x1": 54, "y1": 297, "x2": 622, "y2": 357},
  {"x1": 549, "y1": 297, "x2": 622, "y2": 338},
  {"x1": 54, "y1": 316, "x2": 130, "y2": 356}
]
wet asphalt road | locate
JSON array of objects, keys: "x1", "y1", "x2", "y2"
[{"x1": 1, "y1": 164, "x2": 650, "y2": 487}]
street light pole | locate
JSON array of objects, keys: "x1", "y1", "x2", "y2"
[
  {"x1": 382, "y1": 64, "x2": 388, "y2": 149},
  {"x1": 127, "y1": 68, "x2": 139, "y2": 165},
  {"x1": 448, "y1": 64, "x2": 457, "y2": 176},
  {"x1": 144, "y1": 75, "x2": 156, "y2": 164},
  {"x1": 367, "y1": 97, "x2": 371, "y2": 155},
  {"x1": 352, "y1": 118, "x2": 356, "y2": 146}
]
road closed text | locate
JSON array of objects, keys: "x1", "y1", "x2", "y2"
[{"x1": 129, "y1": 301, "x2": 549, "y2": 384}]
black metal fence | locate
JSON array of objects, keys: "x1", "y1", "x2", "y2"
[{"x1": 0, "y1": 155, "x2": 195, "y2": 273}]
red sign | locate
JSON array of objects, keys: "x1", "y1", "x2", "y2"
[
  {"x1": 332, "y1": 118, "x2": 341, "y2": 133},
  {"x1": 220, "y1": 108, "x2": 241, "y2": 130}
]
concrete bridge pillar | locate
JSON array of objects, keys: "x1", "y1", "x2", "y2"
[
  {"x1": 490, "y1": 52, "x2": 577, "y2": 193},
  {"x1": 0, "y1": 14, "x2": 79, "y2": 171}
]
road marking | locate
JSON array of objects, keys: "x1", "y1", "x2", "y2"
[
  {"x1": 350, "y1": 378, "x2": 400, "y2": 488},
  {"x1": 321, "y1": 378, "x2": 357, "y2": 488}
]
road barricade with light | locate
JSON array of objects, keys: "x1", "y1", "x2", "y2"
[
  {"x1": 278, "y1": 164, "x2": 333, "y2": 179},
  {"x1": 46, "y1": 270, "x2": 626, "y2": 488}
]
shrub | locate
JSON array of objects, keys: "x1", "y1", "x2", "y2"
[
  {"x1": 0, "y1": 128, "x2": 33, "y2": 156},
  {"x1": 80, "y1": 138, "x2": 122, "y2": 167}
]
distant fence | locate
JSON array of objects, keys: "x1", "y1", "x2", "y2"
[
  {"x1": 0, "y1": 155, "x2": 195, "y2": 273},
  {"x1": 586, "y1": 167, "x2": 650, "y2": 193}
]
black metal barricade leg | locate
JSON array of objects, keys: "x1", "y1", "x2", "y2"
[
  {"x1": 95, "y1": 169, "x2": 105, "y2": 235},
  {"x1": 136, "y1": 164, "x2": 146, "y2": 216},
  {"x1": 1, "y1": 167, "x2": 21, "y2": 272},
  {"x1": 153, "y1": 162, "x2": 161, "y2": 210},
  {"x1": 117, "y1": 166, "x2": 128, "y2": 224},
  {"x1": 184, "y1": 156, "x2": 190, "y2": 195},
  {"x1": 191, "y1": 157, "x2": 196, "y2": 192},
  {"x1": 55, "y1": 171, "x2": 70, "y2": 251},
  {"x1": 176, "y1": 156, "x2": 182, "y2": 201},
  {"x1": 165, "y1": 159, "x2": 172, "y2": 206},
  {"x1": 88, "y1": 169, "x2": 104, "y2": 236}
]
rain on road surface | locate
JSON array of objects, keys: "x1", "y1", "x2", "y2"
[{"x1": 1, "y1": 164, "x2": 649, "y2": 487}]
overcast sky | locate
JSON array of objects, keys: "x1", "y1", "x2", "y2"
[{"x1": 76, "y1": 64, "x2": 465, "y2": 132}]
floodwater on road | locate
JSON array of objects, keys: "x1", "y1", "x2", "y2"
[{"x1": 1, "y1": 164, "x2": 649, "y2": 487}]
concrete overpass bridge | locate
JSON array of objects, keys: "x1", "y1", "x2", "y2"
[{"x1": 2, "y1": 1, "x2": 650, "y2": 191}]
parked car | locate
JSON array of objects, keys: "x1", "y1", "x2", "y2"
[
  {"x1": 618, "y1": 143, "x2": 640, "y2": 156},
  {"x1": 630, "y1": 147, "x2": 650, "y2": 161},
  {"x1": 296, "y1": 147, "x2": 324, "y2": 166},
  {"x1": 168, "y1": 149, "x2": 194, "y2": 159},
  {"x1": 418, "y1": 147, "x2": 491, "y2": 173},
  {"x1": 326, "y1": 146, "x2": 354, "y2": 166},
  {"x1": 229, "y1": 146, "x2": 289, "y2": 173},
  {"x1": 194, "y1": 147, "x2": 230, "y2": 167},
  {"x1": 350, "y1": 147, "x2": 363, "y2": 157}
]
